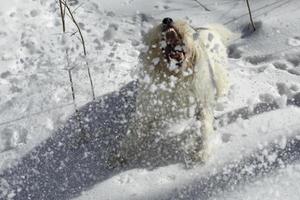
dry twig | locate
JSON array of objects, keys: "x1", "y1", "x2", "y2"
[
  {"x1": 193, "y1": 0, "x2": 210, "y2": 11},
  {"x1": 246, "y1": 0, "x2": 256, "y2": 31},
  {"x1": 58, "y1": 0, "x2": 90, "y2": 144},
  {"x1": 59, "y1": 0, "x2": 66, "y2": 32},
  {"x1": 60, "y1": 0, "x2": 95, "y2": 100}
]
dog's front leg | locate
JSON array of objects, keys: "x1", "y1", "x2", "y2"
[{"x1": 194, "y1": 106, "x2": 215, "y2": 162}]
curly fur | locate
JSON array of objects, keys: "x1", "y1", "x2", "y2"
[{"x1": 118, "y1": 20, "x2": 233, "y2": 165}]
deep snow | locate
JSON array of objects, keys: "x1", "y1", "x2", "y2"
[{"x1": 1, "y1": 0, "x2": 300, "y2": 199}]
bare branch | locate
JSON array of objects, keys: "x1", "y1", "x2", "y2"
[
  {"x1": 193, "y1": 0, "x2": 210, "y2": 11},
  {"x1": 85, "y1": 60, "x2": 95, "y2": 100},
  {"x1": 59, "y1": 0, "x2": 66, "y2": 32},
  {"x1": 65, "y1": 49, "x2": 78, "y2": 112},
  {"x1": 61, "y1": 1, "x2": 86, "y2": 55},
  {"x1": 72, "y1": 3, "x2": 85, "y2": 14},
  {"x1": 70, "y1": 30, "x2": 78, "y2": 37},
  {"x1": 246, "y1": 0, "x2": 256, "y2": 31},
  {"x1": 60, "y1": 0, "x2": 95, "y2": 100}
]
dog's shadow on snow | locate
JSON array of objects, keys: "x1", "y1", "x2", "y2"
[
  {"x1": 1, "y1": 81, "x2": 300, "y2": 200},
  {"x1": 0, "y1": 81, "x2": 138, "y2": 199}
]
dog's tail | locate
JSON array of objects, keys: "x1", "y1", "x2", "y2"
[{"x1": 206, "y1": 24, "x2": 240, "y2": 46}]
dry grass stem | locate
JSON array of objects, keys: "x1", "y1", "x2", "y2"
[{"x1": 246, "y1": 0, "x2": 256, "y2": 31}]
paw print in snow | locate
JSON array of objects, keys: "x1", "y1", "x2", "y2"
[
  {"x1": 287, "y1": 36, "x2": 300, "y2": 47},
  {"x1": 0, "y1": 127, "x2": 28, "y2": 152}
]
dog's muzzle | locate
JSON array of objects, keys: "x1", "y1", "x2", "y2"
[{"x1": 161, "y1": 18, "x2": 186, "y2": 68}]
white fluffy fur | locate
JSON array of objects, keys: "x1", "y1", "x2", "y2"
[{"x1": 120, "y1": 20, "x2": 233, "y2": 164}]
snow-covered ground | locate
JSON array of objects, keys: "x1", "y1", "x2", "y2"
[{"x1": 1, "y1": 0, "x2": 300, "y2": 199}]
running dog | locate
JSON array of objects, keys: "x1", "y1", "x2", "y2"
[{"x1": 118, "y1": 18, "x2": 233, "y2": 166}]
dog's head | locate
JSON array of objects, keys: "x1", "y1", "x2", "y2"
[
  {"x1": 141, "y1": 18, "x2": 198, "y2": 77},
  {"x1": 160, "y1": 18, "x2": 186, "y2": 69}
]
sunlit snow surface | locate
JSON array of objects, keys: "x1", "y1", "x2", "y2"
[{"x1": 1, "y1": 0, "x2": 300, "y2": 199}]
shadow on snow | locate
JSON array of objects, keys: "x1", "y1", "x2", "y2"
[{"x1": 0, "y1": 81, "x2": 300, "y2": 200}]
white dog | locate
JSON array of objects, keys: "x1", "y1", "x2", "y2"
[{"x1": 117, "y1": 18, "x2": 233, "y2": 166}]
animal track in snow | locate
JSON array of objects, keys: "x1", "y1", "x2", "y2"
[
  {"x1": 276, "y1": 82, "x2": 299, "y2": 98},
  {"x1": 272, "y1": 61, "x2": 289, "y2": 70},
  {"x1": 241, "y1": 51, "x2": 300, "y2": 77},
  {"x1": 244, "y1": 54, "x2": 274, "y2": 65},
  {"x1": 221, "y1": 133, "x2": 232, "y2": 143},
  {"x1": 287, "y1": 36, "x2": 300, "y2": 47},
  {"x1": 0, "y1": 126, "x2": 28, "y2": 152},
  {"x1": 228, "y1": 44, "x2": 243, "y2": 59},
  {"x1": 154, "y1": 4, "x2": 170, "y2": 10},
  {"x1": 271, "y1": 58, "x2": 300, "y2": 76},
  {"x1": 286, "y1": 53, "x2": 300, "y2": 67}
]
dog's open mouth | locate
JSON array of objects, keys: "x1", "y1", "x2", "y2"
[{"x1": 161, "y1": 27, "x2": 186, "y2": 68}]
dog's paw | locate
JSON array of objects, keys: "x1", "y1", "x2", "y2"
[
  {"x1": 189, "y1": 136, "x2": 221, "y2": 164},
  {"x1": 196, "y1": 148, "x2": 211, "y2": 162},
  {"x1": 188, "y1": 148, "x2": 210, "y2": 164},
  {"x1": 182, "y1": 149, "x2": 209, "y2": 168}
]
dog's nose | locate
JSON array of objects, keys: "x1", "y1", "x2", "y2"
[{"x1": 162, "y1": 17, "x2": 173, "y2": 26}]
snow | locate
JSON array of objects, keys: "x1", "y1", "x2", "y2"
[
  {"x1": 75, "y1": 107, "x2": 300, "y2": 200},
  {"x1": 1, "y1": 0, "x2": 300, "y2": 199},
  {"x1": 212, "y1": 162, "x2": 300, "y2": 200}
]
